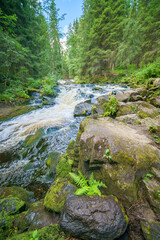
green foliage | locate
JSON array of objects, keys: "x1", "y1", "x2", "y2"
[
  {"x1": 148, "y1": 125, "x2": 158, "y2": 133},
  {"x1": 56, "y1": 155, "x2": 72, "y2": 178},
  {"x1": 103, "y1": 96, "x2": 119, "y2": 117},
  {"x1": 153, "y1": 134, "x2": 160, "y2": 144},
  {"x1": 103, "y1": 149, "x2": 112, "y2": 160},
  {"x1": 29, "y1": 229, "x2": 39, "y2": 240},
  {"x1": 69, "y1": 171, "x2": 107, "y2": 196},
  {"x1": 144, "y1": 173, "x2": 154, "y2": 182}
]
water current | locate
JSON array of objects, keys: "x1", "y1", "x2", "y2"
[{"x1": 0, "y1": 81, "x2": 127, "y2": 197}]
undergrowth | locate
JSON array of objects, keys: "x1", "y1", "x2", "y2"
[{"x1": 69, "y1": 171, "x2": 107, "y2": 196}]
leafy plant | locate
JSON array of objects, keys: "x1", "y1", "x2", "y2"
[
  {"x1": 103, "y1": 149, "x2": 112, "y2": 160},
  {"x1": 103, "y1": 96, "x2": 119, "y2": 117},
  {"x1": 29, "y1": 230, "x2": 39, "y2": 240},
  {"x1": 69, "y1": 171, "x2": 107, "y2": 196},
  {"x1": 144, "y1": 173, "x2": 154, "y2": 182},
  {"x1": 153, "y1": 134, "x2": 160, "y2": 144},
  {"x1": 148, "y1": 125, "x2": 158, "y2": 133}
]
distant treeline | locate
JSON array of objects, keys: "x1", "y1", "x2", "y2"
[{"x1": 66, "y1": 0, "x2": 160, "y2": 78}]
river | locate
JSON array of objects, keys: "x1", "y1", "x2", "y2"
[{"x1": 0, "y1": 81, "x2": 127, "y2": 198}]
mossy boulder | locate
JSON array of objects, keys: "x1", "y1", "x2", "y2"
[
  {"x1": 0, "y1": 197, "x2": 26, "y2": 239},
  {"x1": 117, "y1": 101, "x2": 159, "y2": 119},
  {"x1": 44, "y1": 178, "x2": 76, "y2": 213},
  {"x1": 141, "y1": 221, "x2": 160, "y2": 240},
  {"x1": 13, "y1": 200, "x2": 59, "y2": 233},
  {"x1": 6, "y1": 224, "x2": 65, "y2": 240},
  {"x1": 0, "y1": 186, "x2": 33, "y2": 204},
  {"x1": 74, "y1": 117, "x2": 160, "y2": 206},
  {"x1": 46, "y1": 152, "x2": 61, "y2": 177}
]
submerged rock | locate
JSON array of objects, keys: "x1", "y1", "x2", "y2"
[{"x1": 60, "y1": 195, "x2": 128, "y2": 240}]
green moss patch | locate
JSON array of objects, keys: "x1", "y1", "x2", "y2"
[{"x1": 44, "y1": 178, "x2": 76, "y2": 213}]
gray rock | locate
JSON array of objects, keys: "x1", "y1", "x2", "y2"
[
  {"x1": 60, "y1": 195, "x2": 128, "y2": 240},
  {"x1": 74, "y1": 101, "x2": 93, "y2": 116},
  {"x1": 13, "y1": 200, "x2": 59, "y2": 232},
  {"x1": 141, "y1": 221, "x2": 160, "y2": 240}
]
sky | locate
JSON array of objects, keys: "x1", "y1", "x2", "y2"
[{"x1": 55, "y1": 0, "x2": 83, "y2": 36}]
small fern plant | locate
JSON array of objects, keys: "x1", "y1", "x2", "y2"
[{"x1": 69, "y1": 171, "x2": 107, "y2": 196}]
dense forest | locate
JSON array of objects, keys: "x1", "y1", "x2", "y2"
[
  {"x1": 0, "y1": 0, "x2": 160, "y2": 102},
  {"x1": 67, "y1": 0, "x2": 160, "y2": 81}
]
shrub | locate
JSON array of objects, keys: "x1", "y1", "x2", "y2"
[{"x1": 103, "y1": 96, "x2": 119, "y2": 117}]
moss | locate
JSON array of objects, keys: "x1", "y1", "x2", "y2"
[
  {"x1": 0, "y1": 106, "x2": 36, "y2": 122},
  {"x1": 44, "y1": 178, "x2": 76, "y2": 213},
  {"x1": 56, "y1": 155, "x2": 72, "y2": 178},
  {"x1": 0, "y1": 197, "x2": 26, "y2": 239},
  {"x1": 0, "y1": 186, "x2": 32, "y2": 204},
  {"x1": 114, "y1": 150, "x2": 135, "y2": 165},
  {"x1": 6, "y1": 224, "x2": 65, "y2": 240}
]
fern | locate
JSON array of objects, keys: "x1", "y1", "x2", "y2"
[{"x1": 69, "y1": 171, "x2": 107, "y2": 196}]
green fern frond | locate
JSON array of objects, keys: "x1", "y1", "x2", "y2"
[
  {"x1": 69, "y1": 172, "x2": 88, "y2": 188},
  {"x1": 69, "y1": 171, "x2": 107, "y2": 196},
  {"x1": 87, "y1": 185, "x2": 101, "y2": 196},
  {"x1": 75, "y1": 186, "x2": 90, "y2": 195}
]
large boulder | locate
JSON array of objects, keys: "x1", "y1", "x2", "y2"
[
  {"x1": 44, "y1": 178, "x2": 76, "y2": 213},
  {"x1": 60, "y1": 195, "x2": 128, "y2": 240},
  {"x1": 74, "y1": 117, "x2": 160, "y2": 205}
]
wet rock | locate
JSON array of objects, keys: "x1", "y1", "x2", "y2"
[
  {"x1": 0, "y1": 186, "x2": 33, "y2": 206},
  {"x1": 6, "y1": 224, "x2": 65, "y2": 240},
  {"x1": 74, "y1": 101, "x2": 93, "y2": 116},
  {"x1": 60, "y1": 195, "x2": 128, "y2": 240},
  {"x1": 92, "y1": 86, "x2": 103, "y2": 91},
  {"x1": 141, "y1": 221, "x2": 160, "y2": 240},
  {"x1": 56, "y1": 155, "x2": 73, "y2": 178},
  {"x1": 46, "y1": 152, "x2": 61, "y2": 177},
  {"x1": 44, "y1": 178, "x2": 76, "y2": 213},
  {"x1": 0, "y1": 197, "x2": 25, "y2": 239},
  {"x1": 74, "y1": 117, "x2": 160, "y2": 205},
  {"x1": 13, "y1": 200, "x2": 59, "y2": 232}
]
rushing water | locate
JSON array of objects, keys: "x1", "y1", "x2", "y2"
[{"x1": 0, "y1": 82, "x2": 127, "y2": 197}]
